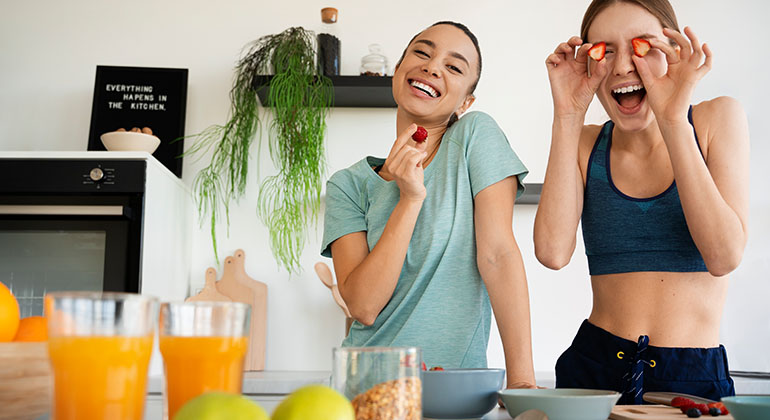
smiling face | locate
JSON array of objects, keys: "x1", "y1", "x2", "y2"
[
  {"x1": 392, "y1": 24, "x2": 479, "y2": 125},
  {"x1": 588, "y1": 2, "x2": 669, "y2": 131}
]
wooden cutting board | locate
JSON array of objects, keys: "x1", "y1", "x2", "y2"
[
  {"x1": 611, "y1": 404, "x2": 733, "y2": 419},
  {"x1": 215, "y1": 249, "x2": 267, "y2": 371},
  {"x1": 186, "y1": 267, "x2": 231, "y2": 303}
]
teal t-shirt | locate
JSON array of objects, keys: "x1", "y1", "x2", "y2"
[{"x1": 321, "y1": 111, "x2": 528, "y2": 368}]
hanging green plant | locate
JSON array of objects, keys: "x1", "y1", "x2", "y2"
[{"x1": 185, "y1": 27, "x2": 332, "y2": 273}]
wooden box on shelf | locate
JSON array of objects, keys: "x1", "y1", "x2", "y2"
[{"x1": 0, "y1": 342, "x2": 52, "y2": 420}]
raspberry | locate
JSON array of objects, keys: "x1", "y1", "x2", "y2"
[
  {"x1": 672, "y1": 397, "x2": 695, "y2": 408},
  {"x1": 680, "y1": 403, "x2": 698, "y2": 414},
  {"x1": 686, "y1": 407, "x2": 702, "y2": 417},
  {"x1": 412, "y1": 126, "x2": 428, "y2": 143}
]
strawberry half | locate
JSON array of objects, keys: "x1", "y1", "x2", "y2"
[
  {"x1": 632, "y1": 38, "x2": 651, "y2": 57},
  {"x1": 412, "y1": 126, "x2": 428, "y2": 143},
  {"x1": 588, "y1": 42, "x2": 606, "y2": 61}
]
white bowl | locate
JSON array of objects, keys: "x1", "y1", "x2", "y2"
[{"x1": 100, "y1": 131, "x2": 161, "y2": 154}]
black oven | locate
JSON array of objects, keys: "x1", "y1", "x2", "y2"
[{"x1": 0, "y1": 159, "x2": 146, "y2": 317}]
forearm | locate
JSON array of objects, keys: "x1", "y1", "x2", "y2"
[
  {"x1": 479, "y1": 244, "x2": 536, "y2": 386},
  {"x1": 660, "y1": 122, "x2": 747, "y2": 275},
  {"x1": 340, "y1": 198, "x2": 423, "y2": 325},
  {"x1": 534, "y1": 117, "x2": 584, "y2": 269}
]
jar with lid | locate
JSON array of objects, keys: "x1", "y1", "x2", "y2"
[
  {"x1": 360, "y1": 44, "x2": 389, "y2": 76},
  {"x1": 318, "y1": 7, "x2": 340, "y2": 76},
  {"x1": 332, "y1": 346, "x2": 421, "y2": 419}
]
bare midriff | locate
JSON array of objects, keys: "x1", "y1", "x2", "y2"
[{"x1": 588, "y1": 271, "x2": 727, "y2": 348}]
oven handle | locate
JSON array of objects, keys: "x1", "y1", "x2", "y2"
[{"x1": 0, "y1": 205, "x2": 128, "y2": 216}]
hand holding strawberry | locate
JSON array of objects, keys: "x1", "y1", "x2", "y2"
[
  {"x1": 379, "y1": 124, "x2": 428, "y2": 202},
  {"x1": 545, "y1": 36, "x2": 609, "y2": 119},
  {"x1": 632, "y1": 26, "x2": 712, "y2": 126}
]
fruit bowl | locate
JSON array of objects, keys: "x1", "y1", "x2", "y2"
[
  {"x1": 721, "y1": 396, "x2": 770, "y2": 419},
  {"x1": 0, "y1": 342, "x2": 52, "y2": 419},
  {"x1": 100, "y1": 131, "x2": 161, "y2": 154},
  {"x1": 422, "y1": 368, "x2": 505, "y2": 419},
  {"x1": 499, "y1": 388, "x2": 621, "y2": 420}
]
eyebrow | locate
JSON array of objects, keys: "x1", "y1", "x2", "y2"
[
  {"x1": 602, "y1": 33, "x2": 656, "y2": 46},
  {"x1": 413, "y1": 39, "x2": 470, "y2": 67}
]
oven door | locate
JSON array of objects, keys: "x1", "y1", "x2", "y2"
[{"x1": 0, "y1": 199, "x2": 141, "y2": 317}]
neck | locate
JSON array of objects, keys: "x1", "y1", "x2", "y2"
[
  {"x1": 395, "y1": 107, "x2": 450, "y2": 143},
  {"x1": 612, "y1": 118, "x2": 665, "y2": 155}
]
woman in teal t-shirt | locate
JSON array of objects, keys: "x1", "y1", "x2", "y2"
[{"x1": 321, "y1": 21, "x2": 537, "y2": 389}]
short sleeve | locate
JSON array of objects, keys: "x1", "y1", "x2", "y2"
[
  {"x1": 321, "y1": 176, "x2": 367, "y2": 258},
  {"x1": 459, "y1": 112, "x2": 529, "y2": 198}
]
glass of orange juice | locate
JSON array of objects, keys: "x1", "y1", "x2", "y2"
[
  {"x1": 158, "y1": 301, "x2": 250, "y2": 419},
  {"x1": 45, "y1": 292, "x2": 158, "y2": 420}
]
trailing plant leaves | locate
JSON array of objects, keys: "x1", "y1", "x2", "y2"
[
  {"x1": 185, "y1": 26, "x2": 331, "y2": 272},
  {"x1": 257, "y1": 28, "x2": 332, "y2": 274}
]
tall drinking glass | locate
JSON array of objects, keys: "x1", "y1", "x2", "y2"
[
  {"x1": 159, "y1": 301, "x2": 250, "y2": 419},
  {"x1": 45, "y1": 292, "x2": 158, "y2": 420}
]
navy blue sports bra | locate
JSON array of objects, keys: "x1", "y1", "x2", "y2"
[{"x1": 581, "y1": 107, "x2": 708, "y2": 275}]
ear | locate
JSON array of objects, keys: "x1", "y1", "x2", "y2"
[{"x1": 455, "y1": 95, "x2": 476, "y2": 118}]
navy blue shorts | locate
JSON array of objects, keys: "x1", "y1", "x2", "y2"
[{"x1": 555, "y1": 320, "x2": 735, "y2": 404}]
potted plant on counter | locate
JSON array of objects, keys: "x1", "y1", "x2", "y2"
[{"x1": 186, "y1": 27, "x2": 332, "y2": 273}]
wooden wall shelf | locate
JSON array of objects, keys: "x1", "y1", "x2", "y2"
[{"x1": 254, "y1": 75, "x2": 396, "y2": 108}]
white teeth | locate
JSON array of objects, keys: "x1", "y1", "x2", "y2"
[
  {"x1": 613, "y1": 84, "x2": 644, "y2": 94},
  {"x1": 410, "y1": 80, "x2": 439, "y2": 98}
]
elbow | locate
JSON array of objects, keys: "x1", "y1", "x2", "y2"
[
  {"x1": 534, "y1": 242, "x2": 572, "y2": 271},
  {"x1": 350, "y1": 307, "x2": 377, "y2": 327},
  {"x1": 704, "y1": 250, "x2": 744, "y2": 278}
]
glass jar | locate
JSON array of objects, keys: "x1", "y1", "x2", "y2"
[
  {"x1": 360, "y1": 44, "x2": 389, "y2": 76},
  {"x1": 332, "y1": 347, "x2": 421, "y2": 420}
]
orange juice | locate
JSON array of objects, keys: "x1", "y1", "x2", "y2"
[
  {"x1": 48, "y1": 335, "x2": 153, "y2": 420},
  {"x1": 159, "y1": 336, "x2": 248, "y2": 418}
]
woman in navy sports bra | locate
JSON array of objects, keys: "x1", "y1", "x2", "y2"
[{"x1": 534, "y1": 0, "x2": 749, "y2": 404}]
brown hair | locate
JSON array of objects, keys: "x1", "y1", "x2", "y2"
[{"x1": 580, "y1": 0, "x2": 680, "y2": 42}]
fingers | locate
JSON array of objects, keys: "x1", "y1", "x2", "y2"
[
  {"x1": 663, "y1": 27, "x2": 693, "y2": 62},
  {"x1": 700, "y1": 43, "x2": 713, "y2": 75},
  {"x1": 575, "y1": 43, "x2": 592, "y2": 65},
  {"x1": 647, "y1": 37, "x2": 680, "y2": 64},
  {"x1": 392, "y1": 146, "x2": 426, "y2": 172},
  {"x1": 386, "y1": 123, "x2": 418, "y2": 160},
  {"x1": 632, "y1": 55, "x2": 655, "y2": 89}
]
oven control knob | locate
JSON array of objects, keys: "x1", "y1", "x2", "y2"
[{"x1": 89, "y1": 168, "x2": 105, "y2": 182}]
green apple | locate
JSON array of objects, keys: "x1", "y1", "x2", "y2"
[
  {"x1": 174, "y1": 392, "x2": 269, "y2": 420},
  {"x1": 271, "y1": 385, "x2": 354, "y2": 420}
]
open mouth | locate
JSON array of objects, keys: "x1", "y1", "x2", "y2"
[
  {"x1": 611, "y1": 83, "x2": 646, "y2": 112},
  {"x1": 409, "y1": 79, "x2": 440, "y2": 98}
]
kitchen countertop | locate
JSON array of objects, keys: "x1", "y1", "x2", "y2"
[{"x1": 147, "y1": 370, "x2": 332, "y2": 395}]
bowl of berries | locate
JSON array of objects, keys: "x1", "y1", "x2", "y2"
[{"x1": 421, "y1": 366, "x2": 505, "y2": 419}]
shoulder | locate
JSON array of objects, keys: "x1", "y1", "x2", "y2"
[
  {"x1": 692, "y1": 97, "x2": 749, "y2": 152},
  {"x1": 445, "y1": 111, "x2": 507, "y2": 147},
  {"x1": 327, "y1": 158, "x2": 372, "y2": 192},
  {"x1": 692, "y1": 96, "x2": 746, "y2": 126}
]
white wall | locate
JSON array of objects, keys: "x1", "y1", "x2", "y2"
[{"x1": 1, "y1": 0, "x2": 768, "y2": 376}]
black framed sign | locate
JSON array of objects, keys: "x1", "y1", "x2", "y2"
[{"x1": 88, "y1": 65, "x2": 188, "y2": 178}]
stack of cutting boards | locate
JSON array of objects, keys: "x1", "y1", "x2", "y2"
[
  {"x1": 611, "y1": 405, "x2": 734, "y2": 419},
  {"x1": 186, "y1": 249, "x2": 267, "y2": 371}
]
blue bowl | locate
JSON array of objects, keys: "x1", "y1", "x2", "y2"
[
  {"x1": 422, "y1": 368, "x2": 505, "y2": 419},
  {"x1": 721, "y1": 396, "x2": 770, "y2": 419},
  {"x1": 499, "y1": 388, "x2": 621, "y2": 420}
]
